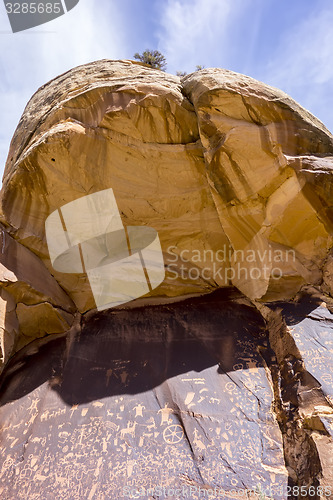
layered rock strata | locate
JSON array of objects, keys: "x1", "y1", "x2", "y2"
[{"x1": 0, "y1": 61, "x2": 332, "y2": 498}]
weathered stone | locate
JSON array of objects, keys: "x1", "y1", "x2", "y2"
[
  {"x1": 263, "y1": 293, "x2": 333, "y2": 496},
  {"x1": 182, "y1": 69, "x2": 333, "y2": 301},
  {"x1": 1, "y1": 61, "x2": 332, "y2": 318},
  {"x1": 0, "y1": 291, "x2": 289, "y2": 499},
  {"x1": 0, "y1": 224, "x2": 75, "y2": 369},
  {"x1": 0, "y1": 225, "x2": 75, "y2": 310},
  {"x1": 0, "y1": 288, "x2": 19, "y2": 373},
  {"x1": 16, "y1": 302, "x2": 73, "y2": 343},
  {"x1": 0, "y1": 61, "x2": 230, "y2": 313},
  {"x1": 323, "y1": 251, "x2": 333, "y2": 297},
  {"x1": 0, "y1": 61, "x2": 332, "y2": 498}
]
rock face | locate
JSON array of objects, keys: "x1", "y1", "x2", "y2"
[
  {"x1": 0, "y1": 291, "x2": 289, "y2": 499},
  {"x1": 0, "y1": 60, "x2": 332, "y2": 498}
]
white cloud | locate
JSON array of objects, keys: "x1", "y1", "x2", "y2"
[
  {"x1": 2, "y1": 0, "x2": 332, "y2": 181},
  {"x1": 157, "y1": 0, "x2": 245, "y2": 73},
  {"x1": 263, "y1": 4, "x2": 333, "y2": 132},
  {"x1": 0, "y1": 0, "x2": 130, "y2": 177},
  {"x1": 157, "y1": 0, "x2": 333, "y2": 133}
]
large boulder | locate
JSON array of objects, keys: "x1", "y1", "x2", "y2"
[
  {"x1": 1, "y1": 60, "x2": 332, "y2": 321},
  {"x1": 0, "y1": 60, "x2": 332, "y2": 498}
]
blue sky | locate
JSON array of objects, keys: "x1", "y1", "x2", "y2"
[{"x1": 1, "y1": 0, "x2": 333, "y2": 178}]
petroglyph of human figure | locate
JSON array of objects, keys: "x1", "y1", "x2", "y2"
[
  {"x1": 193, "y1": 428, "x2": 206, "y2": 452},
  {"x1": 133, "y1": 403, "x2": 145, "y2": 418},
  {"x1": 146, "y1": 417, "x2": 156, "y2": 431},
  {"x1": 158, "y1": 403, "x2": 174, "y2": 425}
]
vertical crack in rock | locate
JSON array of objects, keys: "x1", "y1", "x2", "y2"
[{"x1": 257, "y1": 303, "x2": 332, "y2": 499}]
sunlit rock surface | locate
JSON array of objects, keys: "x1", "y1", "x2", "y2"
[
  {"x1": 1, "y1": 60, "x2": 332, "y2": 322},
  {"x1": 0, "y1": 60, "x2": 332, "y2": 498}
]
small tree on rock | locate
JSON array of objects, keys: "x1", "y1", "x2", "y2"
[{"x1": 133, "y1": 50, "x2": 167, "y2": 71}]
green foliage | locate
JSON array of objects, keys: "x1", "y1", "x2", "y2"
[
  {"x1": 133, "y1": 51, "x2": 204, "y2": 75},
  {"x1": 133, "y1": 50, "x2": 167, "y2": 71},
  {"x1": 176, "y1": 66, "x2": 204, "y2": 77},
  {"x1": 176, "y1": 71, "x2": 187, "y2": 77}
]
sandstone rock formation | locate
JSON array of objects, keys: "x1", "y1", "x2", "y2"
[{"x1": 0, "y1": 60, "x2": 332, "y2": 499}]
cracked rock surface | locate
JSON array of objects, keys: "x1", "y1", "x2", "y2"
[
  {"x1": 0, "y1": 60, "x2": 332, "y2": 498},
  {"x1": 0, "y1": 291, "x2": 288, "y2": 498}
]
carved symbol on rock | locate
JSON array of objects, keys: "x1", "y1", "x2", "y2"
[
  {"x1": 120, "y1": 421, "x2": 137, "y2": 439},
  {"x1": 163, "y1": 425, "x2": 184, "y2": 444}
]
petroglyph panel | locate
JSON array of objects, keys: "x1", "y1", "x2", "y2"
[{"x1": 0, "y1": 290, "x2": 288, "y2": 498}]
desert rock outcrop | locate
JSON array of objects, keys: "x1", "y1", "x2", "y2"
[{"x1": 0, "y1": 60, "x2": 332, "y2": 498}]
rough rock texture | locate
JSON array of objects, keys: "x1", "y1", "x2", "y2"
[
  {"x1": 0, "y1": 223, "x2": 75, "y2": 369},
  {"x1": 0, "y1": 60, "x2": 332, "y2": 498},
  {"x1": 0, "y1": 291, "x2": 289, "y2": 499}
]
